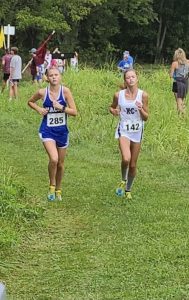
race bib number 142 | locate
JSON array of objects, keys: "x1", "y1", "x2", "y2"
[
  {"x1": 123, "y1": 120, "x2": 142, "y2": 132},
  {"x1": 47, "y1": 113, "x2": 66, "y2": 127}
]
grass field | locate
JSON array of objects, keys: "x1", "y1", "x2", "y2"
[{"x1": 1, "y1": 67, "x2": 189, "y2": 300}]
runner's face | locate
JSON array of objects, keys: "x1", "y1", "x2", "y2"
[
  {"x1": 124, "y1": 71, "x2": 138, "y2": 86},
  {"x1": 47, "y1": 69, "x2": 61, "y2": 85}
]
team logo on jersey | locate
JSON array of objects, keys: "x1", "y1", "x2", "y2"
[
  {"x1": 124, "y1": 107, "x2": 137, "y2": 114},
  {"x1": 46, "y1": 107, "x2": 61, "y2": 113}
]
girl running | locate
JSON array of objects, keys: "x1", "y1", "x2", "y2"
[
  {"x1": 109, "y1": 69, "x2": 149, "y2": 199},
  {"x1": 28, "y1": 67, "x2": 77, "y2": 201}
]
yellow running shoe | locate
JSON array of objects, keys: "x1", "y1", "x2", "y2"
[
  {"x1": 47, "y1": 185, "x2": 55, "y2": 201},
  {"x1": 116, "y1": 180, "x2": 126, "y2": 197},
  {"x1": 55, "y1": 190, "x2": 62, "y2": 201},
  {"x1": 125, "y1": 191, "x2": 132, "y2": 200}
]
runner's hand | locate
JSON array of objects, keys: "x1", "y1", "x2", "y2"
[
  {"x1": 111, "y1": 108, "x2": 120, "y2": 116},
  {"x1": 135, "y1": 101, "x2": 143, "y2": 110},
  {"x1": 53, "y1": 101, "x2": 62, "y2": 111},
  {"x1": 38, "y1": 107, "x2": 48, "y2": 116}
]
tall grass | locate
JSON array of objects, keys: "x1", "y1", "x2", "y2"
[
  {"x1": 63, "y1": 67, "x2": 189, "y2": 161},
  {"x1": 2, "y1": 67, "x2": 188, "y2": 160},
  {"x1": 0, "y1": 163, "x2": 44, "y2": 254}
]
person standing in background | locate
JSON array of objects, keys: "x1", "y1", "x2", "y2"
[
  {"x1": 9, "y1": 47, "x2": 22, "y2": 100},
  {"x1": 35, "y1": 63, "x2": 44, "y2": 85},
  {"x1": 29, "y1": 48, "x2": 38, "y2": 84},
  {"x1": 117, "y1": 50, "x2": 134, "y2": 74},
  {"x1": 1, "y1": 49, "x2": 12, "y2": 93},
  {"x1": 170, "y1": 48, "x2": 189, "y2": 114},
  {"x1": 70, "y1": 51, "x2": 78, "y2": 71},
  {"x1": 44, "y1": 49, "x2": 52, "y2": 74},
  {"x1": 52, "y1": 47, "x2": 65, "y2": 74}
]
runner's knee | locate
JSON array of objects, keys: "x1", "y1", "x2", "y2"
[{"x1": 49, "y1": 156, "x2": 58, "y2": 165}]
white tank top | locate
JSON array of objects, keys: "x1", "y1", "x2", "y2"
[
  {"x1": 115, "y1": 88, "x2": 144, "y2": 143},
  {"x1": 118, "y1": 88, "x2": 143, "y2": 123}
]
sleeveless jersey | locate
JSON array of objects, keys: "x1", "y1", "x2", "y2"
[
  {"x1": 115, "y1": 88, "x2": 144, "y2": 143},
  {"x1": 39, "y1": 86, "x2": 68, "y2": 137}
]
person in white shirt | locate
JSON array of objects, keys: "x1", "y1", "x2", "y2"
[
  {"x1": 70, "y1": 51, "x2": 78, "y2": 71},
  {"x1": 9, "y1": 47, "x2": 22, "y2": 100},
  {"x1": 44, "y1": 49, "x2": 52, "y2": 73}
]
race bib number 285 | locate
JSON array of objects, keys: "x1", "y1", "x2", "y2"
[
  {"x1": 47, "y1": 113, "x2": 66, "y2": 127},
  {"x1": 123, "y1": 120, "x2": 142, "y2": 132}
]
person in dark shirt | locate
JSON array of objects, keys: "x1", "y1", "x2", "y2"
[
  {"x1": 1, "y1": 49, "x2": 12, "y2": 93},
  {"x1": 29, "y1": 48, "x2": 38, "y2": 83}
]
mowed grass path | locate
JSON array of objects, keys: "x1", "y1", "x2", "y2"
[{"x1": 1, "y1": 68, "x2": 189, "y2": 299}]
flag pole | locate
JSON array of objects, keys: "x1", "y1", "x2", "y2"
[
  {"x1": 22, "y1": 31, "x2": 55, "y2": 74},
  {"x1": 22, "y1": 58, "x2": 33, "y2": 74},
  {"x1": 3, "y1": 37, "x2": 6, "y2": 49},
  {"x1": 36, "y1": 30, "x2": 55, "y2": 50}
]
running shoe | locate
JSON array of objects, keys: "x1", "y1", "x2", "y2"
[
  {"x1": 125, "y1": 191, "x2": 132, "y2": 200},
  {"x1": 115, "y1": 180, "x2": 126, "y2": 197},
  {"x1": 55, "y1": 190, "x2": 62, "y2": 201},
  {"x1": 47, "y1": 185, "x2": 56, "y2": 201}
]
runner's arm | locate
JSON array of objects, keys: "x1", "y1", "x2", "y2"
[
  {"x1": 28, "y1": 89, "x2": 48, "y2": 115},
  {"x1": 109, "y1": 92, "x2": 120, "y2": 116},
  {"x1": 137, "y1": 92, "x2": 148, "y2": 121},
  {"x1": 170, "y1": 61, "x2": 176, "y2": 78},
  {"x1": 61, "y1": 87, "x2": 77, "y2": 116}
]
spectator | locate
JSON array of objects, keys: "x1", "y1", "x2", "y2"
[
  {"x1": 53, "y1": 47, "x2": 65, "y2": 73},
  {"x1": 170, "y1": 48, "x2": 189, "y2": 114},
  {"x1": 9, "y1": 47, "x2": 22, "y2": 100},
  {"x1": 50, "y1": 59, "x2": 58, "y2": 67},
  {"x1": 36, "y1": 63, "x2": 45, "y2": 85},
  {"x1": 29, "y1": 48, "x2": 38, "y2": 83},
  {"x1": 70, "y1": 51, "x2": 78, "y2": 71},
  {"x1": 117, "y1": 50, "x2": 133, "y2": 73},
  {"x1": 1, "y1": 49, "x2": 12, "y2": 93},
  {"x1": 44, "y1": 49, "x2": 52, "y2": 73}
]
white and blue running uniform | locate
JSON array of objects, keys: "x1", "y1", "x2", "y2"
[
  {"x1": 115, "y1": 88, "x2": 144, "y2": 143},
  {"x1": 39, "y1": 86, "x2": 69, "y2": 148}
]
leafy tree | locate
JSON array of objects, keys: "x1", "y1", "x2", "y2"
[
  {"x1": 77, "y1": 0, "x2": 155, "y2": 63},
  {"x1": 0, "y1": 0, "x2": 188, "y2": 64},
  {"x1": 153, "y1": 0, "x2": 189, "y2": 62}
]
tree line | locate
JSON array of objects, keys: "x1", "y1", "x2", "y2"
[{"x1": 0, "y1": 0, "x2": 188, "y2": 65}]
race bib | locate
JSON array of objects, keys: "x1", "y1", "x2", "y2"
[
  {"x1": 123, "y1": 120, "x2": 142, "y2": 132},
  {"x1": 47, "y1": 113, "x2": 66, "y2": 127}
]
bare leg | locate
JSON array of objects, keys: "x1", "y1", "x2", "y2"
[
  {"x1": 174, "y1": 92, "x2": 177, "y2": 101},
  {"x1": 119, "y1": 137, "x2": 131, "y2": 181},
  {"x1": 9, "y1": 84, "x2": 14, "y2": 100},
  {"x1": 13, "y1": 82, "x2": 18, "y2": 99},
  {"x1": 43, "y1": 140, "x2": 59, "y2": 186},
  {"x1": 126, "y1": 142, "x2": 141, "y2": 191},
  {"x1": 56, "y1": 147, "x2": 67, "y2": 190},
  {"x1": 177, "y1": 98, "x2": 185, "y2": 114}
]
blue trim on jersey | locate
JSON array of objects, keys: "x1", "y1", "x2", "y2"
[
  {"x1": 140, "y1": 123, "x2": 144, "y2": 143},
  {"x1": 39, "y1": 86, "x2": 69, "y2": 146},
  {"x1": 118, "y1": 123, "x2": 121, "y2": 137}
]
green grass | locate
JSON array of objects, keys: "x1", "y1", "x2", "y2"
[{"x1": 0, "y1": 68, "x2": 189, "y2": 299}]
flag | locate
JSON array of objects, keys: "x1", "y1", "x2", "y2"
[
  {"x1": 35, "y1": 31, "x2": 55, "y2": 65},
  {"x1": 0, "y1": 26, "x2": 5, "y2": 49}
]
